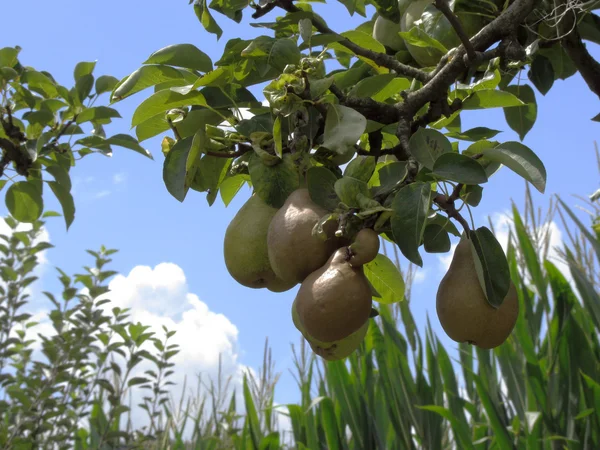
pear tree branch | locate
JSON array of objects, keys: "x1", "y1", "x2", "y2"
[
  {"x1": 434, "y1": 0, "x2": 477, "y2": 62},
  {"x1": 267, "y1": 0, "x2": 431, "y2": 83}
]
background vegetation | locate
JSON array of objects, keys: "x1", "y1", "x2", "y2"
[{"x1": 1, "y1": 149, "x2": 598, "y2": 449}]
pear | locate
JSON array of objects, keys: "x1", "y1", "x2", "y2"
[
  {"x1": 295, "y1": 247, "x2": 373, "y2": 342},
  {"x1": 223, "y1": 194, "x2": 296, "y2": 292},
  {"x1": 267, "y1": 188, "x2": 347, "y2": 285},
  {"x1": 436, "y1": 236, "x2": 519, "y2": 349},
  {"x1": 292, "y1": 299, "x2": 369, "y2": 361},
  {"x1": 348, "y1": 228, "x2": 380, "y2": 267}
]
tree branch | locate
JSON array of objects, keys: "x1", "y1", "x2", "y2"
[
  {"x1": 560, "y1": 9, "x2": 600, "y2": 100},
  {"x1": 434, "y1": 0, "x2": 477, "y2": 62},
  {"x1": 399, "y1": 0, "x2": 538, "y2": 116},
  {"x1": 433, "y1": 193, "x2": 470, "y2": 232},
  {"x1": 275, "y1": 0, "x2": 430, "y2": 83}
]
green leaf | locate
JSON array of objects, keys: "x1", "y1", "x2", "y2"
[
  {"x1": 268, "y1": 39, "x2": 302, "y2": 72},
  {"x1": 194, "y1": 0, "x2": 224, "y2": 39},
  {"x1": 423, "y1": 224, "x2": 450, "y2": 253},
  {"x1": 249, "y1": 153, "x2": 300, "y2": 208},
  {"x1": 5, "y1": 182, "x2": 43, "y2": 223},
  {"x1": 399, "y1": 27, "x2": 448, "y2": 54},
  {"x1": 319, "y1": 397, "x2": 342, "y2": 450},
  {"x1": 307, "y1": 166, "x2": 340, "y2": 211},
  {"x1": 243, "y1": 375, "x2": 262, "y2": 449},
  {"x1": 468, "y1": 227, "x2": 511, "y2": 308},
  {"x1": 163, "y1": 137, "x2": 193, "y2": 202},
  {"x1": 462, "y1": 184, "x2": 483, "y2": 206},
  {"x1": 348, "y1": 73, "x2": 396, "y2": 98},
  {"x1": 95, "y1": 75, "x2": 119, "y2": 95},
  {"x1": 592, "y1": 112, "x2": 600, "y2": 122},
  {"x1": 273, "y1": 116, "x2": 283, "y2": 158},
  {"x1": 539, "y1": 44, "x2": 577, "y2": 80},
  {"x1": 427, "y1": 213, "x2": 460, "y2": 237},
  {"x1": 391, "y1": 182, "x2": 431, "y2": 266},
  {"x1": 0, "y1": 47, "x2": 19, "y2": 67},
  {"x1": 106, "y1": 134, "x2": 153, "y2": 159},
  {"x1": 48, "y1": 181, "x2": 75, "y2": 230},
  {"x1": 503, "y1": 85, "x2": 537, "y2": 141},
  {"x1": 445, "y1": 127, "x2": 501, "y2": 142},
  {"x1": 481, "y1": 141, "x2": 546, "y2": 193},
  {"x1": 75, "y1": 74, "x2": 94, "y2": 103},
  {"x1": 112, "y1": 65, "x2": 185, "y2": 101},
  {"x1": 76, "y1": 106, "x2": 121, "y2": 124},
  {"x1": 144, "y1": 44, "x2": 213, "y2": 72},
  {"x1": 74, "y1": 61, "x2": 96, "y2": 81},
  {"x1": 462, "y1": 89, "x2": 525, "y2": 109},
  {"x1": 432, "y1": 153, "x2": 488, "y2": 185},
  {"x1": 364, "y1": 253, "x2": 405, "y2": 304},
  {"x1": 558, "y1": 198, "x2": 600, "y2": 262},
  {"x1": 527, "y1": 55, "x2": 554, "y2": 95},
  {"x1": 334, "y1": 176, "x2": 369, "y2": 207},
  {"x1": 322, "y1": 104, "x2": 367, "y2": 156},
  {"x1": 344, "y1": 155, "x2": 376, "y2": 182},
  {"x1": 132, "y1": 90, "x2": 207, "y2": 127},
  {"x1": 473, "y1": 375, "x2": 513, "y2": 448},
  {"x1": 371, "y1": 161, "x2": 407, "y2": 195},
  {"x1": 220, "y1": 174, "x2": 248, "y2": 207},
  {"x1": 409, "y1": 128, "x2": 452, "y2": 170}
]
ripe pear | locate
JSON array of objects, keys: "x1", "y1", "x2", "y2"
[
  {"x1": 267, "y1": 188, "x2": 347, "y2": 285},
  {"x1": 292, "y1": 299, "x2": 369, "y2": 361},
  {"x1": 295, "y1": 247, "x2": 373, "y2": 342},
  {"x1": 436, "y1": 236, "x2": 519, "y2": 349},
  {"x1": 223, "y1": 194, "x2": 296, "y2": 292},
  {"x1": 348, "y1": 228, "x2": 380, "y2": 267}
]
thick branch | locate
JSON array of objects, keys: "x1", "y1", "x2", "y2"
[
  {"x1": 560, "y1": 9, "x2": 600, "y2": 100},
  {"x1": 434, "y1": 0, "x2": 476, "y2": 61},
  {"x1": 330, "y1": 84, "x2": 401, "y2": 124},
  {"x1": 275, "y1": 0, "x2": 429, "y2": 83},
  {"x1": 400, "y1": 0, "x2": 538, "y2": 115}
]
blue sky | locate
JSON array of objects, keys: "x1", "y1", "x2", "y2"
[{"x1": 3, "y1": 0, "x2": 600, "y2": 409}]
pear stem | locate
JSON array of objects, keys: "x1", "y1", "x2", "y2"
[{"x1": 434, "y1": 193, "x2": 470, "y2": 233}]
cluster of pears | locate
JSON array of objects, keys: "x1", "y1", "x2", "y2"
[
  {"x1": 436, "y1": 235, "x2": 519, "y2": 349},
  {"x1": 223, "y1": 189, "x2": 380, "y2": 360}
]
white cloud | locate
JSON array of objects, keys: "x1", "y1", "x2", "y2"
[
  {"x1": 412, "y1": 268, "x2": 428, "y2": 284},
  {"x1": 98, "y1": 262, "x2": 247, "y2": 432},
  {"x1": 94, "y1": 190, "x2": 111, "y2": 199},
  {"x1": 113, "y1": 172, "x2": 126, "y2": 184},
  {"x1": 439, "y1": 242, "x2": 459, "y2": 273}
]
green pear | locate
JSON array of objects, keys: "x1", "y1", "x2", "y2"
[
  {"x1": 223, "y1": 194, "x2": 296, "y2": 292},
  {"x1": 267, "y1": 188, "x2": 347, "y2": 285},
  {"x1": 348, "y1": 228, "x2": 380, "y2": 267},
  {"x1": 295, "y1": 247, "x2": 373, "y2": 343},
  {"x1": 436, "y1": 236, "x2": 519, "y2": 349},
  {"x1": 292, "y1": 299, "x2": 369, "y2": 361}
]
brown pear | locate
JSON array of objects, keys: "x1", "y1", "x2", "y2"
[
  {"x1": 436, "y1": 236, "x2": 519, "y2": 349},
  {"x1": 292, "y1": 299, "x2": 369, "y2": 361},
  {"x1": 267, "y1": 188, "x2": 346, "y2": 285},
  {"x1": 295, "y1": 247, "x2": 373, "y2": 342},
  {"x1": 348, "y1": 228, "x2": 380, "y2": 267},
  {"x1": 223, "y1": 194, "x2": 296, "y2": 292}
]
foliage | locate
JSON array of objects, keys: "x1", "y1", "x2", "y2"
[
  {"x1": 0, "y1": 216, "x2": 179, "y2": 449},
  {"x1": 112, "y1": 0, "x2": 600, "y2": 311},
  {"x1": 0, "y1": 46, "x2": 152, "y2": 230},
  {"x1": 2, "y1": 175, "x2": 599, "y2": 448}
]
